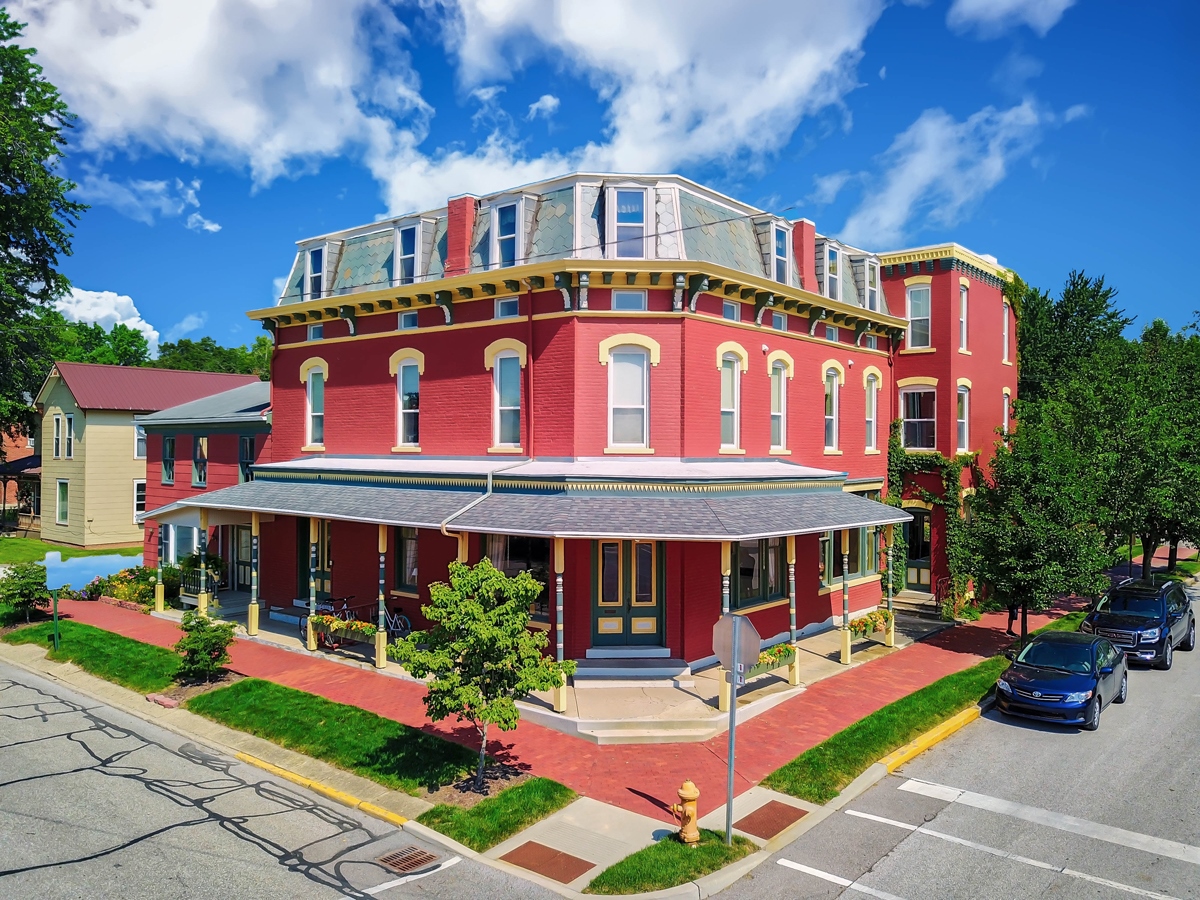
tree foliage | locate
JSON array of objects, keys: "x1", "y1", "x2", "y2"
[
  {"x1": 389, "y1": 559, "x2": 576, "y2": 791},
  {"x1": 37, "y1": 306, "x2": 151, "y2": 367},
  {"x1": 0, "y1": 561, "x2": 50, "y2": 623},
  {"x1": 155, "y1": 335, "x2": 272, "y2": 380},
  {"x1": 173, "y1": 610, "x2": 236, "y2": 683},
  {"x1": 0, "y1": 11, "x2": 88, "y2": 438}
]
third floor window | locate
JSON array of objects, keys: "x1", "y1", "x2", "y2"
[
  {"x1": 614, "y1": 189, "x2": 646, "y2": 259},
  {"x1": 497, "y1": 204, "x2": 518, "y2": 268},
  {"x1": 907, "y1": 286, "x2": 931, "y2": 348}
]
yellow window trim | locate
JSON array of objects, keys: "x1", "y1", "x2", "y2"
[
  {"x1": 718, "y1": 447, "x2": 746, "y2": 455},
  {"x1": 715, "y1": 340, "x2": 749, "y2": 373},
  {"x1": 957, "y1": 377, "x2": 973, "y2": 389},
  {"x1": 845, "y1": 479, "x2": 885, "y2": 492},
  {"x1": 897, "y1": 376, "x2": 938, "y2": 388},
  {"x1": 1003, "y1": 386, "x2": 1013, "y2": 396},
  {"x1": 766, "y1": 349, "x2": 794, "y2": 378},
  {"x1": 483, "y1": 338, "x2": 528, "y2": 370},
  {"x1": 901, "y1": 498, "x2": 933, "y2": 510},
  {"x1": 904, "y1": 275, "x2": 933, "y2": 286},
  {"x1": 821, "y1": 358, "x2": 846, "y2": 386},
  {"x1": 298, "y1": 357, "x2": 328, "y2": 384},
  {"x1": 769, "y1": 447, "x2": 792, "y2": 456},
  {"x1": 823, "y1": 448, "x2": 844, "y2": 456},
  {"x1": 898, "y1": 347, "x2": 936, "y2": 355},
  {"x1": 487, "y1": 446, "x2": 525, "y2": 454},
  {"x1": 598, "y1": 333, "x2": 661, "y2": 366},
  {"x1": 389, "y1": 348, "x2": 425, "y2": 376},
  {"x1": 959, "y1": 276, "x2": 971, "y2": 288},
  {"x1": 300, "y1": 443, "x2": 325, "y2": 453},
  {"x1": 862, "y1": 364, "x2": 883, "y2": 388},
  {"x1": 604, "y1": 446, "x2": 655, "y2": 454},
  {"x1": 391, "y1": 445, "x2": 422, "y2": 453}
]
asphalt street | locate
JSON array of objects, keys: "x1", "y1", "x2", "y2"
[
  {"x1": 723, "y1": 589, "x2": 1200, "y2": 900},
  {"x1": 0, "y1": 662, "x2": 558, "y2": 900}
]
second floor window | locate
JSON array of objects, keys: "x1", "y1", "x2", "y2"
[
  {"x1": 609, "y1": 348, "x2": 648, "y2": 447},
  {"x1": 134, "y1": 425, "x2": 146, "y2": 459},
  {"x1": 307, "y1": 371, "x2": 325, "y2": 447},
  {"x1": 192, "y1": 436, "x2": 208, "y2": 487},
  {"x1": 824, "y1": 368, "x2": 839, "y2": 450},
  {"x1": 398, "y1": 362, "x2": 420, "y2": 446},
  {"x1": 770, "y1": 362, "x2": 786, "y2": 449},
  {"x1": 902, "y1": 389, "x2": 937, "y2": 449},
  {"x1": 133, "y1": 480, "x2": 146, "y2": 522},
  {"x1": 162, "y1": 436, "x2": 175, "y2": 484},
  {"x1": 497, "y1": 203, "x2": 517, "y2": 267},
  {"x1": 774, "y1": 226, "x2": 788, "y2": 283},
  {"x1": 239, "y1": 435, "x2": 255, "y2": 483},
  {"x1": 1003, "y1": 301, "x2": 1011, "y2": 362},
  {"x1": 957, "y1": 387, "x2": 970, "y2": 452},
  {"x1": 959, "y1": 285, "x2": 969, "y2": 350},
  {"x1": 53, "y1": 415, "x2": 61, "y2": 458},
  {"x1": 908, "y1": 286, "x2": 931, "y2": 348},
  {"x1": 826, "y1": 248, "x2": 839, "y2": 301},
  {"x1": 865, "y1": 374, "x2": 878, "y2": 451},
  {"x1": 1003, "y1": 390, "x2": 1011, "y2": 435},
  {"x1": 720, "y1": 354, "x2": 740, "y2": 448},
  {"x1": 494, "y1": 352, "x2": 521, "y2": 447},
  {"x1": 65, "y1": 414, "x2": 73, "y2": 458},
  {"x1": 308, "y1": 247, "x2": 323, "y2": 300},
  {"x1": 615, "y1": 189, "x2": 645, "y2": 259},
  {"x1": 398, "y1": 225, "x2": 416, "y2": 284}
]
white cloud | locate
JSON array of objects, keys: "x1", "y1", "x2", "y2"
[
  {"x1": 185, "y1": 212, "x2": 222, "y2": 233},
  {"x1": 947, "y1": 0, "x2": 1076, "y2": 37},
  {"x1": 878, "y1": 66, "x2": 887, "y2": 80},
  {"x1": 165, "y1": 313, "x2": 207, "y2": 342},
  {"x1": 991, "y1": 50, "x2": 1044, "y2": 96},
  {"x1": 807, "y1": 171, "x2": 855, "y2": 206},
  {"x1": 1064, "y1": 103, "x2": 1092, "y2": 122},
  {"x1": 526, "y1": 93, "x2": 560, "y2": 120},
  {"x1": 840, "y1": 101, "x2": 1045, "y2": 248},
  {"x1": 54, "y1": 288, "x2": 160, "y2": 355}
]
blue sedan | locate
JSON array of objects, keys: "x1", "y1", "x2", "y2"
[{"x1": 995, "y1": 631, "x2": 1128, "y2": 731}]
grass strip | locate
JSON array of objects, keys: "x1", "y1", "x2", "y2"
[
  {"x1": 0, "y1": 537, "x2": 142, "y2": 565},
  {"x1": 1030, "y1": 610, "x2": 1086, "y2": 634},
  {"x1": 584, "y1": 829, "x2": 755, "y2": 895},
  {"x1": 187, "y1": 678, "x2": 479, "y2": 796},
  {"x1": 416, "y1": 777, "x2": 576, "y2": 851},
  {"x1": 763, "y1": 655, "x2": 1009, "y2": 804},
  {"x1": 2, "y1": 620, "x2": 179, "y2": 693}
]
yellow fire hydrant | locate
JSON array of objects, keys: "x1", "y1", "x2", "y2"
[{"x1": 670, "y1": 780, "x2": 701, "y2": 845}]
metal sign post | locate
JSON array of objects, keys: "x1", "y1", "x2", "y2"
[
  {"x1": 52, "y1": 588, "x2": 61, "y2": 651},
  {"x1": 713, "y1": 613, "x2": 761, "y2": 846}
]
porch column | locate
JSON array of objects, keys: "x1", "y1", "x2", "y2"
[
  {"x1": 787, "y1": 534, "x2": 800, "y2": 686},
  {"x1": 154, "y1": 523, "x2": 165, "y2": 613},
  {"x1": 457, "y1": 532, "x2": 469, "y2": 563},
  {"x1": 197, "y1": 509, "x2": 210, "y2": 617},
  {"x1": 375, "y1": 524, "x2": 387, "y2": 669},
  {"x1": 552, "y1": 537, "x2": 567, "y2": 713},
  {"x1": 247, "y1": 512, "x2": 260, "y2": 636},
  {"x1": 306, "y1": 516, "x2": 318, "y2": 651},
  {"x1": 720, "y1": 541, "x2": 732, "y2": 615},
  {"x1": 840, "y1": 528, "x2": 851, "y2": 665},
  {"x1": 884, "y1": 524, "x2": 895, "y2": 648}
]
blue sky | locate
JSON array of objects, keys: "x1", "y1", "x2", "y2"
[{"x1": 14, "y1": 0, "x2": 1197, "y2": 352}]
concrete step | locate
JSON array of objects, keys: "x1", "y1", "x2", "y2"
[
  {"x1": 579, "y1": 727, "x2": 718, "y2": 745},
  {"x1": 892, "y1": 594, "x2": 943, "y2": 620},
  {"x1": 572, "y1": 657, "x2": 691, "y2": 681},
  {"x1": 574, "y1": 677, "x2": 696, "y2": 689},
  {"x1": 585, "y1": 646, "x2": 672, "y2": 659}
]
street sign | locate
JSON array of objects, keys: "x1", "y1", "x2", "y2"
[{"x1": 713, "y1": 614, "x2": 761, "y2": 682}]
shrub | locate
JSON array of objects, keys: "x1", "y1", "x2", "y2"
[
  {"x1": 174, "y1": 611, "x2": 236, "y2": 682},
  {"x1": 0, "y1": 562, "x2": 50, "y2": 623}
]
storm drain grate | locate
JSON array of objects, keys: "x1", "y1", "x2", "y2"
[{"x1": 376, "y1": 846, "x2": 439, "y2": 874}]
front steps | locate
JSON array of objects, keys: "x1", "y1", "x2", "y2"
[
  {"x1": 572, "y1": 657, "x2": 694, "y2": 688},
  {"x1": 892, "y1": 590, "x2": 942, "y2": 619}
]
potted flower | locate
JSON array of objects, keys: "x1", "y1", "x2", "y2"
[
  {"x1": 849, "y1": 609, "x2": 894, "y2": 640},
  {"x1": 744, "y1": 642, "x2": 797, "y2": 679}
]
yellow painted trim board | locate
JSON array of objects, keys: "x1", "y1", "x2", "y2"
[
  {"x1": 879, "y1": 705, "x2": 981, "y2": 773},
  {"x1": 234, "y1": 751, "x2": 408, "y2": 828}
]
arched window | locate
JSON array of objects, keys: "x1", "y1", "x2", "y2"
[
  {"x1": 493, "y1": 350, "x2": 521, "y2": 447},
  {"x1": 397, "y1": 362, "x2": 420, "y2": 447},
  {"x1": 608, "y1": 347, "x2": 649, "y2": 447},
  {"x1": 824, "y1": 368, "x2": 839, "y2": 450},
  {"x1": 720, "y1": 353, "x2": 740, "y2": 449},
  {"x1": 1002, "y1": 302, "x2": 1011, "y2": 362},
  {"x1": 956, "y1": 386, "x2": 970, "y2": 452},
  {"x1": 299, "y1": 358, "x2": 328, "y2": 449},
  {"x1": 865, "y1": 373, "x2": 879, "y2": 451},
  {"x1": 770, "y1": 361, "x2": 787, "y2": 450},
  {"x1": 1003, "y1": 388, "x2": 1012, "y2": 435}
]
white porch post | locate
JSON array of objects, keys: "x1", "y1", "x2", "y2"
[
  {"x1": 375, "y1": 524, "x2": 387, "y2": 669},
  {"x1": 247, "y1": 512, "x2": 260, "y2": 635},
  {"x1": 552, "y1": 537, "x2": 567, "y2": 713}
]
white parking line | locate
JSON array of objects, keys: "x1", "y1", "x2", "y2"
[
  {"x1": 777, "y1": 859, "x2": 910, "y2": 900},
  {"x1": 364, "y1": 856, "x2": 461, "y2": 895},
  {"x1": 845, "y1": 809, "x2": 1182, "y2": 900},
  {"x1": 899, "y1": 778, "x2": 1200, "y2": 866}
]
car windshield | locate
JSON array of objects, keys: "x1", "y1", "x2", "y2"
[
  {"x1": 1016, "y1": 640, "x2": 1093, "y2": 674},
  {"x1": 1098, "y1": 593, "x2": 1163, "y2": 618}
]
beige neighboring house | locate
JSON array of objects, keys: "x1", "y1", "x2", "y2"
[{"x1": 36, "y1": 362, "x2": 260, "y2": 548}]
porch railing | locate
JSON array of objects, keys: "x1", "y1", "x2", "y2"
[{"x1": 180, "y1": 568, "x2": 220, "y2": 597}]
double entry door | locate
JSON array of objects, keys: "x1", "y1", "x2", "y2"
[{"x1": 592, "y1": 540, "x2": 664, "y2": 647}]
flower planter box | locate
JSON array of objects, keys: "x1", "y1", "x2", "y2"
[
  {"x1": 310, "y1": 619, "x2": 378, "y2": 644},
  {"x1": 745, "y1": 646, "x2": 797, "y2": 680}
]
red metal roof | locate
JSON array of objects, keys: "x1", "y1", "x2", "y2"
[{"x1": 50, "y1": 362, "x2": 261, "y2": 412}]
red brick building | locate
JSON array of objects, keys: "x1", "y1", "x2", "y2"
[{"x1": 147, "y1": 174, "x2": 956, "y2": 676}]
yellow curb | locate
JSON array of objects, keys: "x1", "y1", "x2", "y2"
[
  {"x1": 879, "y1": 706, "x2": 981, "y2": 772},
  {"x1": 234, "y1": 751, "x2": 408, "y2": 827}
]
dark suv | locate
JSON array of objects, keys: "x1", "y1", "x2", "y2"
[{"x1": 1081, "y1": 577, "x2": 1196, "y2": 669}]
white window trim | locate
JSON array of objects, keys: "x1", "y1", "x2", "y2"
[
  {"x1": 824, "y1": 370, "x2": 839, "y2": 450},
  {"x1": 398, "y1": 310, "x2": 418, "y2": 330},
  {"x1": 133, "y1": 478, "x2": 146, "y2": 524},
  {"x1": 826, "y1": 246, "x2": 839, "y2": 301},
  {"x1": 770, "y1": 362, "x2": 787, "y2": 450},
  {"x1": 959, "y1": 285, "x2": 969, "y2": 350},
  {"x1": 492, "y1": 350, "x2": 521, "y2": 448},
  {"x1": 489, "y1": 194, "x2": 535, "y2": 270},
  {"x1": 907, "y1": 286, "x2": 932, "y2": 349},
  {"x1": 957, "y1": 387, "x2": 970, "y2": 452},
  {"x1": 611, "y1": 289, "x2": 647, "y2": 312},
  {"x1": 720, "y1": 354, "x2": 741, "y2": 449},
  {"x1": 52, "y1": 414, "x2": 61, "y2": 459},
  {"x1": 1002, "y1": 391, "x2": 1011, "y2": 435},
  {"x1": 773, "y1": 224, "x2": 790, "y2": 285},
  {"x1": 1002, "y1": 301, "x2": 1011, "y2": 362},
  {"x1": 865, "y1": 375, "x2": 878, "y2": 451},
  {"x1": 867, "y1": 263, "x2": 879, "y2": 312},
  {"x1": 393, "y1": 221, "x2": 421, "y2": 286},
  {"x1": 306, "y1": 371, "x2": 325, "y2": 448},
  {"x1": 64, "y1": 414, "x2": 74, "y2": 459},
  {"x1": 307, "y1": 323, "x2": 324, "y2": 342},
  {"x1": 723, "y1": 300, "x2": 739, "y2": 321},
  {"x1": 397, "y1": 361, "x2": 420, "y2": 447},
  {"x1": 306, "y1": 245, "x2": 325, "y2": 302},
  {"x1": 826, "y1": 324, "x2": 839, "y2": 343},
  {"x1": 901, "y1": 388, "x2": 938, "y2": 450},
  {"x1": 605, "y1": 183, "x2": 652, "y2": 261},
  {"x1": 607, "y1": 347, "x2": 650, "y2": 448},
  {"x1": 771, "y1": 311, "x2": 787, "y2": 332},
  {"x1": 134, "y1": 424, "x2": 147, "y2": 460},
  {"x1": 495, "y1": 296, "x2": 521, "y2": 319},
  {"x1": 55, "y1": 478, "x2": 68, "y2": 525}
]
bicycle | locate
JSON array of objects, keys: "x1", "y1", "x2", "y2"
[
  {"x1": 298, "y1": 595, "x2": 357, "y2": 650},
  {"x1": 383, "y1": 608, "x2": 412, "y2": 641}
]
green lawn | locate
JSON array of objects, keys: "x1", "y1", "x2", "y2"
[
  {"x1": 2, "y1": 620, "x2": 179, "y2": 693},
  {"x1": 1170, "y1": 559, "x2": 1200, "y2": 577},
  {"x1": 187, "y1": 678, "x2": 479, "y2": 796},
  {"x1": 584, "y1": 830, "x2": 755, "y2": 895},
  {"x1": 763, "y1": 655, "x2": 1010, "y2": 804},
  {"x1": 416, "y1": 777, "x2": 576, "y2": 851},
  {"x1": 1030, "y1": 610, "x2": 1087, "y2": 634},
  {"x1": 0, "y1": 536, "x2": 141, "y2": 565}
]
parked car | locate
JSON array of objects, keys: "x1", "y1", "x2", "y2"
[
  {"x1": 996, "y1": 632, "x2": 1128, "y2": 731},
  {"x1": 1080, "y1": 576, "x2": 1196, "y2": 670}
]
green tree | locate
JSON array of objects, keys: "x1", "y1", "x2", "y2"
[
  {"x1": 0, "y1": 561, "x2": 50, "y2": 623},
  {"x1": 173, "y1": 611, "x2": 236, "y2": 683},
  {"x1": 37, "y1": 307, "x2": 151, "y2": 367},
  {"x1": 389, "y1": 559, "x2": 576, "y2": 791},
  {"x1": 155, "y1": 335, "x2": 271, "y2": 380},
  {"x1": 0, "y1": 11, "x2": 87, "y2": 442}
]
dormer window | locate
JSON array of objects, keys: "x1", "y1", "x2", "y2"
[
  {"x1": 307, "y1": 247, "x2": 324, "y2": 300},
  {"x1": 827, "y1": 248, "x2": 839, "y2": 301},
  {"x1": 774, "y1": 226, "x2": 789, "y2": 284},
  {"x1": 497, "y1": 204, "x2": 518, "y2": 268},
  {"x1": 397, "y1": 225, "x2": 417, "y2": 285},
  {"x1": 867, "y1": 264, "x2": 879, "y2": 311},
  {"x1": 614, "y1": 189, "x2": 646, "y2": 258}
]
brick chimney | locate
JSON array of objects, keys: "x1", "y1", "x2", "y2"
[
  {"x1": 445, "y1": 194, "x2": 478, "y2": 277},
  {"x1": 792, "y1": 219, "x2": 816, "y2": 293}
]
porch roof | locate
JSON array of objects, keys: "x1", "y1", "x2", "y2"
[{"x1": 146, "y1": 473, "x2": 909, "y2": 541}]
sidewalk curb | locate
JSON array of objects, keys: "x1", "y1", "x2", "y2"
[{"x1": 879, "y1": 705, "x2": 981, "y2": 772}]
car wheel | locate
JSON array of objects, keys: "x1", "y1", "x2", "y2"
[
  {"x1": 1183, "y1": 619, "x2": 1196, "y2": 652},
  {"x1": 1114, "y1": 672, "x2": 1128, "y2": 704},
  {"x1": 1084, "y1": 696, "x2": 1101, "y2": 731},
  {"x1": 1157, "y1": 639, "x2": 1174, "y2": 671}
]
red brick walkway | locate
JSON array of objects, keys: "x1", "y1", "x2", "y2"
[{"x1": 53, "y1": 599, "x2": 1068, "y2": 821}]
